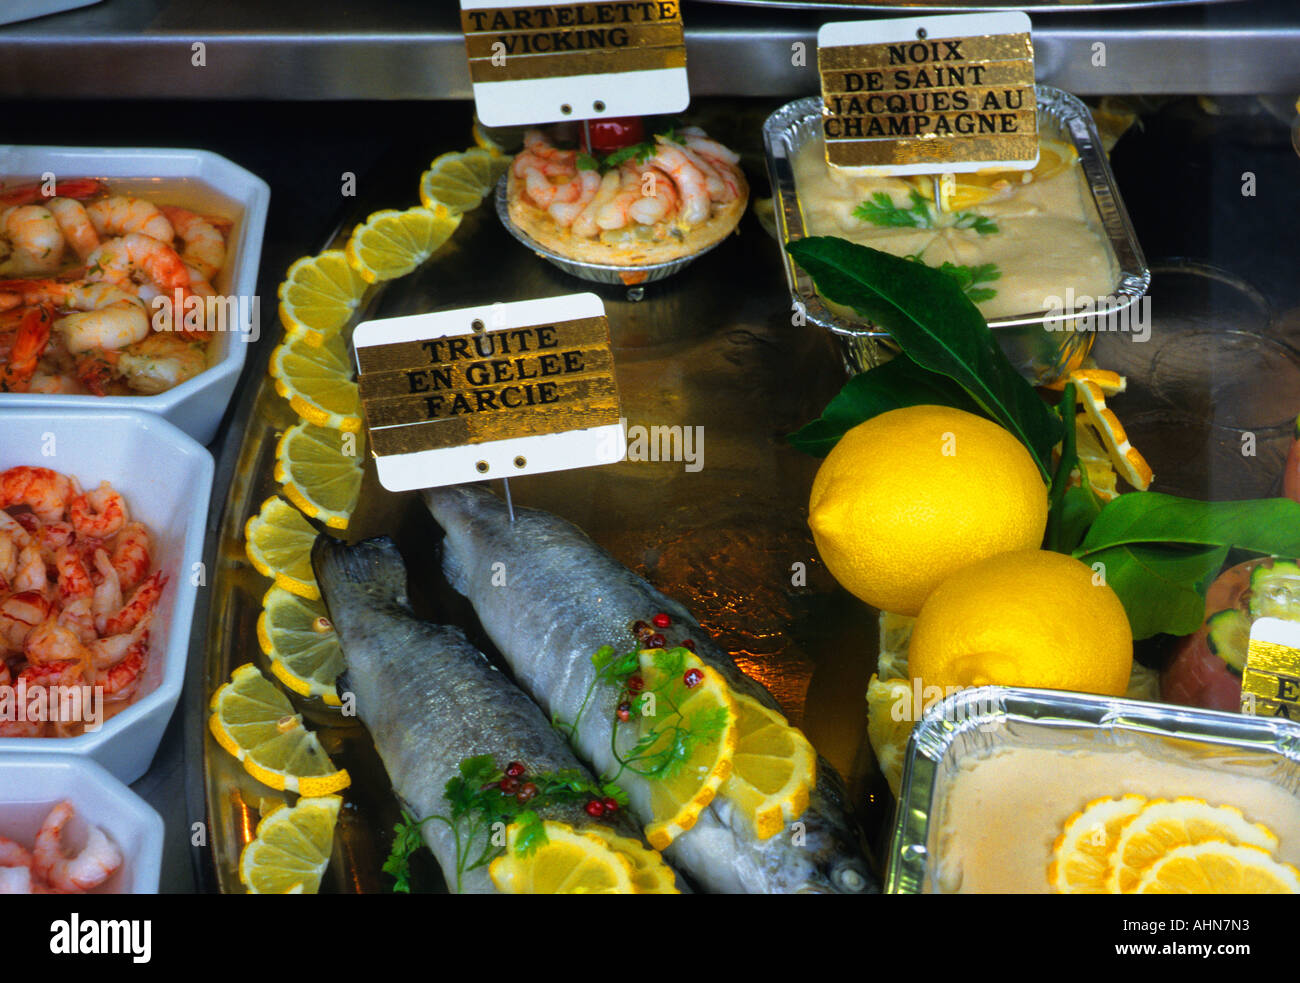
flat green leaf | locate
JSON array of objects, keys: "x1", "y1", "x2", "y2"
[
  {"x1": 1087, "y1": 543, "x2": 1231, "y2": 640},
  {"x1": 1076, "y1": 494, "x2": 1300, "y2": 558},
  {"x1": 786, "y1": 237, "x2": 1061, "y2": 479},
  {"x1": 788, "y1": 354, "x2": 986, "y2": 456}
]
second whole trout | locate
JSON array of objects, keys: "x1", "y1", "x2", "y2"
[
  {"x1": 311, "y1": 534, "x2": 678, "y2": 894},
  {"x1": 424, "y1": 484, "x2": 877, "y2": 894}
]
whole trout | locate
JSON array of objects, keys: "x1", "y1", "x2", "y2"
[
  {"x1": 312, "y1": 535, "x2": 676, "y2": 894},
  {"x1": 423, "y1": 484, "x2": 877, "y2": 894}
]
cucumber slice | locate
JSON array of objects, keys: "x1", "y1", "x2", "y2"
[
  {"x1": 1248, "y1": 561, "x2": 1300, "y2": 621},
  {"x1": 1206, "y1": 609, "x2": 1250, "y2": 674}
]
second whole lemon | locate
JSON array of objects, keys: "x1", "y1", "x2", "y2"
[
  {"x1": 808, "y1": 405, "x2": 1048, "y2": 616},
  {"x1": 908, "y1": 549, "x2": 1133, "y2": 696}
]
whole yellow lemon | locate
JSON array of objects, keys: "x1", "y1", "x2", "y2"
[
  {"x1": 908, "y1": 549, "x2": 1133, "y2": 696},
  {"x1": 808, "y1": 405, "x2": 1048, "y2": 616}
]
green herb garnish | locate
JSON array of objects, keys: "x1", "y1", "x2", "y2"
[
  {"x1": 853, "y1": 190, "x2": 998, "y2": 235},
  {"x1": 383, "y1": 755, "x2": 623, "y2": 893},
  {"x1": 953, "y1": 212, "x2": 999, "y2": 235},
  {"x1": 576, "y1": 152, "x2": 600, "y2": 171}
]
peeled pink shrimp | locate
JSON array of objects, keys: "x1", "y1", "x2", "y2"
[
  {"x1": 32, "y1": 801, "x2": 123, "y2": 893},
  {"x1": 629, "y1": 166, "x2": 680, "y2": 225},
  {"x1": 68, "y1": 481, "x2": 128, "y2": 539},
  {"x1": 0, "y1": 466, "x2": 75, "y2": 524},
  {"x1": 46, "y1": 198, "x2": 101, "y2": 261},
  {"x1": 522, "y1": 166, "x2": 558, "y2": 208},
  {"x1": 85, "y1": 233, "x2": 191, "y2": 295},
  {"x1": 159, "y1": 205, "x2": 225, "y2": 281},
  {"x1": 571, "y1": 170, "x2": 623, "y2": 238},
  {"x1": 0, "y1": 205, "x2": 65, "y2": 275},
  {"x1": 648, "y1": 142, "x2": 710, "y2": 224},
  {"x1": 86, "y1": 196, "x2": 173, "y2": 243},
  {"x1": 595, "y1": 165, "x2": 645, "y2": 231},
  {"x1": 548, "y1": 170, "x2": 602, "y2": 227}
]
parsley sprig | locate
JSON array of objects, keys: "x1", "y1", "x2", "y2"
[
  {"x1": 383, "y1": 755, "x2": 624, "y2": 893},
  {"x1": 556, "y1": 644, "x2": 729, "y2": 786},
  {"x1": 853, "y1": 188, "x2": 999, "y2": 236},
  {"x1": 576, "y1": 127, "x2": 678, "y2": 174}
]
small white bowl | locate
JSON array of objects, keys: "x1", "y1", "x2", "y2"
[
  {"x1": 0, "y1": 145, "x2": 270, "y2": 445},
  {"x1": 0, "y1": 408, "x2": 213, "y2": 785},
  {"x1": 0, "y1": 753, "x2": 163, "y2": 893}
]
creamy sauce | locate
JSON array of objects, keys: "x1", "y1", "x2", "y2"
[
  {"x1": 792, "y1": 138, "x2": 1119, "y2": 319},
  {"x1": 929, "y1": 745, "x2": 1300, "y2": 893}
]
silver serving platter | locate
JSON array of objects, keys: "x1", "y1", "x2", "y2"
[
  {"x1": 494, "y1": 176, "x2": 727, "y2": 287},
  {"x1": 887, "y1": 686, "x2": 1300, "y2": 894},
  {"x1": 763, "y1": 86, "x2": 1150, "y2": 379},
  {"x1": 693, "y1": 0, "x2": 1244, "y2": 12}
]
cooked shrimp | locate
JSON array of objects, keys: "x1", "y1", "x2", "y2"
[
  {"x1": 91, "y1": 549, "x2": 121, "y2": 634},
  {"x1": 18, "y1": 657, "x2": 84, "y2": 689},
  {"x1": 672, "y1": 141, "x2": 733, "y2": 202},
  {"x1": 88, "y1": 616, "x2": 149, "y2": 671},
  {"x1": 116, "y1": 332, "x2": 207, "y2": 396},
  {"x1": 0, "y1": 206, "x2": 65, "y2": 275},
  {"x1": 0, "y1": 464, "x2": 72, "y2": 529},
  {"x1": 0, "y1": 178, "x2": 105, "y2": 209},
  {"x1": 159, "y1": 205, "x2": 225, "y2": 281},
  {"x1": 628, "y1": 166, "x2": 680, "y2": 226},
  {"x1": 109, "y1": 522, "x2": 151, "y2": 592},
  {"x1": 54, "y1": 545, "x2": 93, "y2": 601},
  {"x1": 0, "y1": 591, "x2": 52, "y2": 652},
  {"x1": 0, "y1": 304, "x2": 52, "y2": 393},
  {"x1": 86, "y1": 196, "x2": 173, "y2": 243},
  {"x1": 57, "y1": 597, "x2": 96, "y2": 645},
  {"x1": 0, "y1": 279, "x2": 150, "y2": 355},
  {"x1": 548, "y1": 169, "x2": 602, "y2": 227},
  {"x1": 68, "y1": 482, "x2": 127, "y2": 539},
  {"x1": 571, "y1": 170, "x2": 623, "y2": 238},
  {"x1": 11, "y1": 542, "x2": 46, "y2": 594},
  {"x1": 98, "y1": 639, "x2": 146, "y2": 702},
  {"x1": 32, "y1": 801, "x2": 123, "y2": 893},
  {"x1": 100, "y1": 570, "x2": 165, "y2": 637},
  {"x1": 85, "y1": 233, "x2": 190, "y2": 295},
  {"x1": 0, "y1": 834, "x2": 31, "y2": 869},
  {"x1": 596, "y1": 165, "x2": 646, "y2": 231},
  {"x1": 23, "y1": 618, "x2": 90, "y2": 671},
  {"x1": 46, "y1": 198, "x2": 101, "y2": 261},
  {"x1": 648, "y1": 141, "x2": 710, "y2": 224}
]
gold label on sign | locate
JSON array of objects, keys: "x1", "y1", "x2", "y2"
[
  {"x1": 357, "y1": 316, "x2": 620, "y2": 459},
  {"x1": 461, "y1": 2, "x2": 685, "y2": 85},
  {"x1": 818, "y1": 31, "x2": 1037, "y2": 170},
  {"x1": 1241, "y1": 620, "x2": 1300, "y2": 719}
]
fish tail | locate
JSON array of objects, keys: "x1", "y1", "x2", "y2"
[{"x1": 311, "y1": 535, "x2": 411, "y2": 611}]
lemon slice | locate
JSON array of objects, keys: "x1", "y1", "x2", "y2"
[
  {"x1": 245, "y1": 495, "x2": 322, "y2": 600},
  {"x1": 1049, "y1": 795, "x2": 1147, "y2": 894},
  {"x1": 258, "y1": 586, "x2": 345, "y2": 707},
  {"x1": 270, "y1": 332, "x2": 362, "y2": 432},
  {"x1": 719, "y1": 692, "x2": 816, "y2": 839},
  {"x1": 865, "y1": 673, "x2": 915, "y2": 799},
  {"x1": 274, "y1": 421, "x2": 364, "y2": 530},
  {"x1": 489, "y1": 821, "x2": 637, "y2": 894},
  {"x1": 344, "y1": 205, "x2": 461, "y2": 284},
  {"x1": 584, "y1": 826, "x2": 681, "y2": 894},
  {"x1": 1076, "y1": 379, "x2": 1154, "y2": 491},
  {"x1": 419, "y1": 150, "x2": 500, "y2": 214},
  {"x1": 911, "y1": 139, "x2": 1079, "y2": 211},
  {"x1": 277, "y1": 251, "x2": 368, "y2": 347},
  {"x1": 209, "y1": 664, "x2": 350, "y2": 796},
  {"x1": 239, "y1": 795, "x2": 342, "y2": 894},
  {"x1": 472, "y1": 119, "x2": 527, "y2": 158},
  {"x1": 634, "y1": 648, "x2": 738, "y2": 850},
  {"x1": 1069, "y1": 368, "x2": 1126, "y2": 396},
  {"x1": 1107, "y1": 797, "x2": 1279, "y2": 893},
  {"x1": 1134, "y1": 841, "x2": 1300, "y2": 894},
  {"x1": 1074, "y1": 413, "x2": 1121, "y2": 503}
]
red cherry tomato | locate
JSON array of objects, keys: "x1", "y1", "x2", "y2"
[{"x1": 585, "y1": 117, "x2": 645, "y2": 154}]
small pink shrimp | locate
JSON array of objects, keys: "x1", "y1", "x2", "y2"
[
  {"x1": 37, "y1": 520, "x2": 75, "y2": 564},
  {"x1": 110, "y1": 522, "x2": 151, "y2": 593},
  {"x1": 629, "y1": 166, "x2": 681, "y2": 226},
  {"x1": 88, "y1": 615, "x2": 150, "y2": 671},
  {"x1": 91, "y1": 549, "x2": 121, "y2": 634},
  {"x1": 648, "y1": 142, "x2": 710, "y2": 224},
  {"x1": 86, "y1": 196, "x2": 174, "y2": 243},
  {"x1": 85, "y1": 233, "x2": 191, "y2": 295},
  {"x1": 548, "y1": 170, "x2": 602, "y2": 228},
  {"x1": 0, "y1": 466, "x2": 74, "y2": 524},
  {"x1": 18, "y1": 658, "x2": 84, "y2": 689},
  {"x1": 12, "y1": 542, "x2": 46, "y2": 594},
  {"x1": 595, "y1": 165, "x2": 646, "y2": 231},
  {"x1": 98, "y1": 638, "x2": 147, "y2": 702},
  {"x1": 54, "y1": 545, "x2": 94, "y2": 601},
  {"x1": 0, "y1": 178, "x2": 105, "y2": 209},
  {"x1": 23, "y1": 618, "x2": 90, "y2": 672},
  {"x1": 0, "y1": 205, "x2": 65, "y2": 276},
  {"x1": 0, "y1": 833, "x2": 31, "y2": 869},
  {"x1": 159, "y1": 205, "x2": 226, "y2": 281},
  {"x1": 571, "y1": 170, "x2": 623, "y2": 239},
  {"x1": 100, "y1": 570, "x2": 166, "y2": 637},
  {"x1": 57, "y1": 597, "x2": 96, "y2": 645},
  {"x1": 46, "y1": 197, "x2": 101, "y2": 262},
  {"x1": 32, "y1": 801, "x2": 123, "y2": 893},
  {"x1": 0, "y1": 591, "x2": 53, "y2": 652},
  {"x1": 68, "y1": 481, "x2": 128, "y2": 539}
]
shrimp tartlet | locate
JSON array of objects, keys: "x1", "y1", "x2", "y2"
[{"x1": 506, "y1": 126, "x2": 748, "y2": 268}]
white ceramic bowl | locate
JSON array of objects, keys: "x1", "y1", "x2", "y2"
[
  {"x1": 0, "y1": 145, "x2": 270, "y2": 445},
  {"x1": 0, "y1": 753, "x2": 163, "y2": 893},
  {"x1": 0, "y1": 408, "x2": 213, "y2": 784}
]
